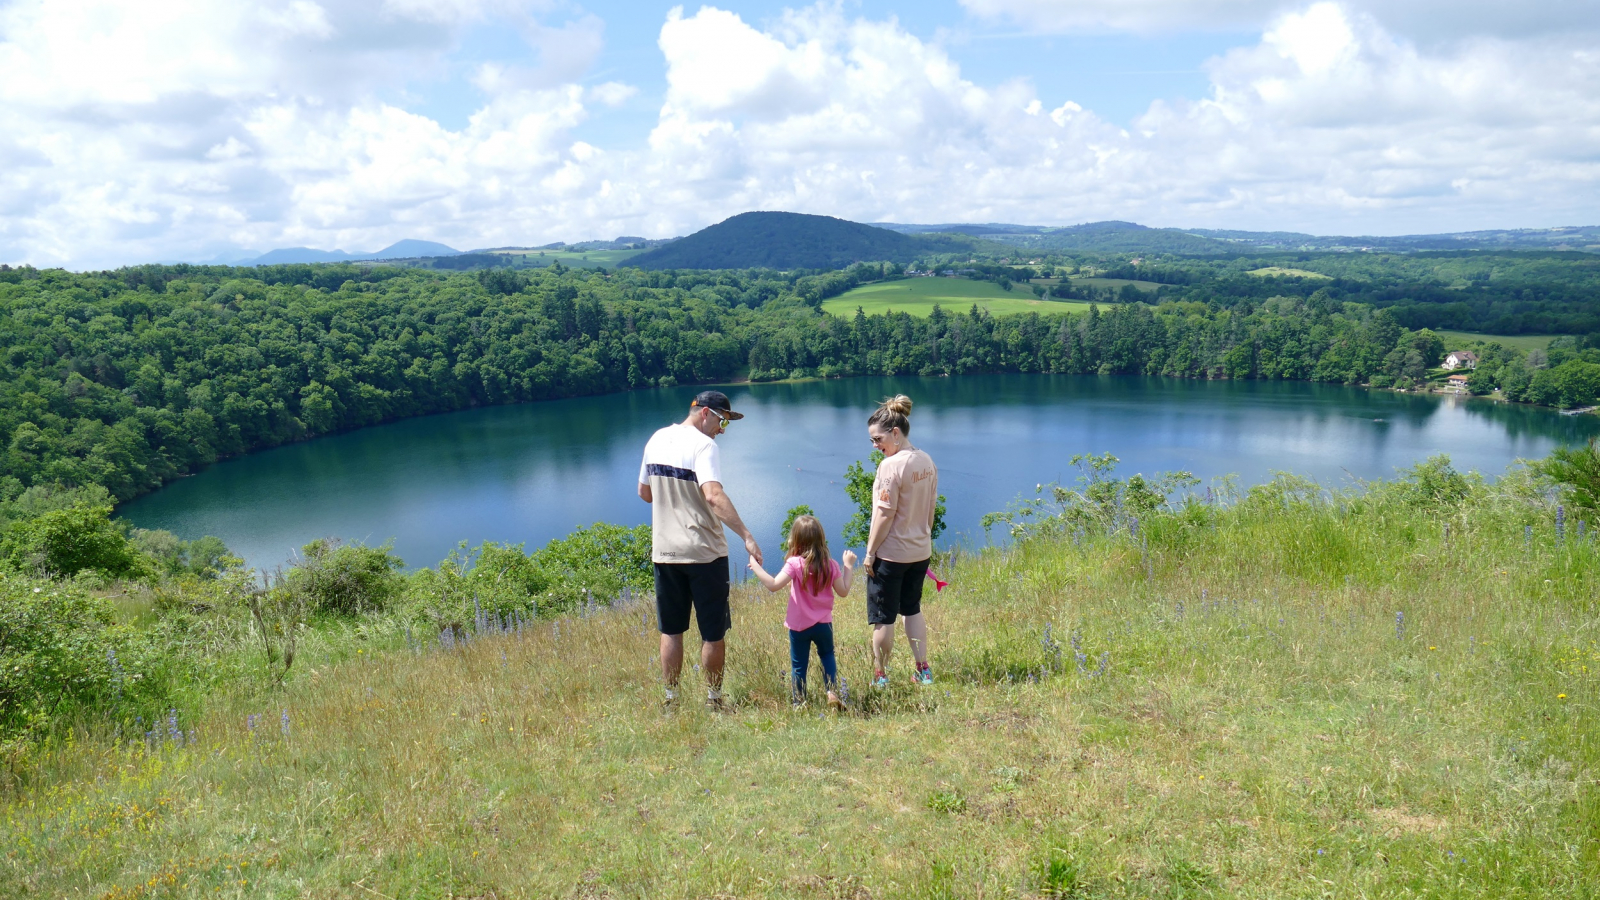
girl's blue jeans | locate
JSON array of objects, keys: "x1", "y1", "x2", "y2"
[{"x1": 789, "y1": 622, "x2": 838, "y2": 698}]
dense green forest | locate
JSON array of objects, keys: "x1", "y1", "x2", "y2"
[{"x1": 2, "y1": 248, "x2": 1598, "y2": 521}]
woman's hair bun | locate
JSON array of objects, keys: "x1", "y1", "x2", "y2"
[{"x1": 881, "y1": 395, "x2": 913, "y2": 417}]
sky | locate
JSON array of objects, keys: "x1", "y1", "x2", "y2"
[{"x1": 1, "y1": 0, "x2": 1598, "y2": 269}]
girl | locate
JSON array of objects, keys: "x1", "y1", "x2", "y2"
[
  {"x1": 748, "y1": 515, "x2": 857, "y2": 709},
  {"x1": 863, "y1": 395, "x2": 938, "y2": 687}
]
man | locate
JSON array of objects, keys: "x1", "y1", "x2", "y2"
[{"x1": 638, "y1": 390, "x2": 763, "y2": 709}]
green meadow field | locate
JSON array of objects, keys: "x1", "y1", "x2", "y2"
[
  {"x1": 1067, "y1": 276, "x2": 1165, "y2": 293},
  {"x1": 823, "y1": 278, "x2": 1095, "y2": 317},
  {"x1": 496, "y1": 248, "x2": 645, "y2": 268},
  {"x1": 1435, "y1": 331, "x2": 1567, "y2": 353},
  {"x1": 1247, "y1": 267, "x2": 1334, "y2": 280},
  {"x1": 3, "y1": 461, "x2": 1597, "y2": 898}
]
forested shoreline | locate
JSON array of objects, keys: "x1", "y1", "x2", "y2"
[{"x1": 2, "y1": 253, "x2": 1598, "y2": 515}]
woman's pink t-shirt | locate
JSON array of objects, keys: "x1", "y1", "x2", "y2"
[{"x1": 783, "y1": 556, "x2": 839, "y2": 632}]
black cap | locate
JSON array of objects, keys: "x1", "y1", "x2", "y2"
[{"x1": 691, "y1": 390, "x2": 744, "y2": 420}]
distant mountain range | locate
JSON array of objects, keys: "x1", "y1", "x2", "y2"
[
  {"x1": 874, "y1": 220, "x2": 1600, "y2": 254},
  {"x1": 189, "y1": 217, "x2": 1599, "y2": 273},
  {"x1": 243, "y1": 239, "x2": 462, "y2": 265},
  {"x1": 628, "y1": 212, "x2": 981, "y2": 270}
]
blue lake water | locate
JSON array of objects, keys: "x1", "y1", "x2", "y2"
[{"x1": 119, "y1": 375, "x2": 1600, "y2": 572}]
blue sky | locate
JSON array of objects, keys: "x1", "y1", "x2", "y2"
[
  {"x1": 1, "y1": 0, "x2": 1597, "y2": 267},
  {"x1": 400, "y1": 2, "x2": 1250, "y2": 136}
]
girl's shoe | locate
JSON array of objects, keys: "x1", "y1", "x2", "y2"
[
  {"x1": 913, "y1": 666, "x2": 934, "y2": 685},
  {"x1": 872, "y1": 671, "x2": 889, "y2": 689}
]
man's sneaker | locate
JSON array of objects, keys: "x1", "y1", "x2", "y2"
[
  {"x1": 913, "y1": 666, "x2": 934, "y2": 686},
  {"x1": 705, "y1": 694, "x2": 727, "y2": 712},
  {"x1": 872, "y1": 671, "x2": 889, "y2": 689}
]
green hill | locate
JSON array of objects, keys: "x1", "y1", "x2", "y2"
[
  {"x1": 995, "y1": 221, "x2": 1233, "y2": 254},
  {"x1": 629, "y1": 211, "x2": 974, "y2": 270}
]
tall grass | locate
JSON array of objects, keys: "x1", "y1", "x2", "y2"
[{"x1": 2, "y1": 465, "x2": 1596, "y2": 898}]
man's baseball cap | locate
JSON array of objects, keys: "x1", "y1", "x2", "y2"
[{"x1": 691, "y1": 390, "x2": 744, "y2": 420}]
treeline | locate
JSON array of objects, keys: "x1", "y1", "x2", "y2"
[
  {"x1": 1, "y1": 260, "x2": 1594, "y2": 515},
  {"x1": 1098, "y1": 252, "x2": 1600, "y2": 336},
  {"x1": 752, "y1": 292, "x2": 1410, "y2": 384}
]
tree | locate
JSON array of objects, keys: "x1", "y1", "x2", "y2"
[
  {"x1": 3, "y1": 504, "x2": 149, "y2": 579},
  {"x1": 1535, "y1": 438, "x2": 1600, "y2": 511}
]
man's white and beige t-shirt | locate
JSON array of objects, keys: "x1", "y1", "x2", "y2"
[{"x1": 639, "y1": 423, "x2": 728, "y2": 564}]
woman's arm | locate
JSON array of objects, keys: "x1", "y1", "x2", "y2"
[
  {"x1": 833, "y1": 550, "x2": 858, "y2": 596},
  {"x1": 747, "y1": 558, "x2": 792, "y2": 592},
  {"x1": 864, "y1": 503, "x2": 893, "y2": 575}
]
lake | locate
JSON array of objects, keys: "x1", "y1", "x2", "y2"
[{"x1": 119, "y1": 375, "x2": 1600, "y2": 572}]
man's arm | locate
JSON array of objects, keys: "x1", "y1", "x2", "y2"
[
  {"x1": 638, "y1": 483, "x2": 652, "y2": 503},
  {"x1": 701, "y1": 481, "x2": 762, "y2": 565}
]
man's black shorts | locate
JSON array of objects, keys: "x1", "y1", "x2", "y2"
[
  {"x1": 866, "y1": 558, "x2": 930, "y2": 625},
  {"x1": 654, "y1": 558, "x2": 731, "y2": 642}
]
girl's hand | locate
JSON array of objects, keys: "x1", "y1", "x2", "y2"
[{"x1": 842, "y1": 550, "x2": 858, "y2": 568}]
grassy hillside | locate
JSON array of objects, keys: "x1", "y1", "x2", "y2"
[
  {"x1": 4, "y1": 462, "x2": 1596, "y2": 898},
  {"x1": 1247, "y1": 267, "x2": 1334, "y2": 280},
  {"x1": 630, "y1": 212, "x2": 975, "y2": 270},
  {"x1": 492, "y1": 248, "x2": 645, "y2": 268},
  {"x1": 1434, "y1": 330, "x2": 1566, "y2": 353},
  {"x1": 823, "y1": 277, "x2": 1095, "y2": 317}
]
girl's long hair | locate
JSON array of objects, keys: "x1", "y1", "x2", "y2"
[{"x1": 786, "y1": 515, "x2": 831, "y2": 595}]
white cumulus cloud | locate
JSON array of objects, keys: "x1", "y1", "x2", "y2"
[
  {"x1": 1, "y1": 1, "x2": 1598, "y2": 266},
  {"x1": 959, "y1": 0, "x2": 1600, "y2": 40},
  {"x1": 628, "y1": 2, "x2": 1600, "y2": 235}
]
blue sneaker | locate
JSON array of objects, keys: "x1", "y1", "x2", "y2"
[
  {"x1": 872, "y1": 671, "x2": 889, "y2": 689},
  {"x1": 914, "y1": 666, "x2": 934, "y2": 685}
]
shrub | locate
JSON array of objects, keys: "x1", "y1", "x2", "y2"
[
  {"x1": 0, "y1": 573, "x2": 146, "y2": 740},
  {"x1": 403, "y1": 525, "x2": 652, "y2": 630},
  {"x1": 530, "y1": 523, "x2": 652, "y2": 612},
  {"x1": 980, "y1": 453, "x2": 1195, "y2": 540},
  {"x1": 1386, "y1": 454, "x2": 1474, "y2": 510},
  {"x1": 285, "y1": 539, "x2": 405, "y2": 616},
  {"x1": 130, "y1": 529, "x2": 239, "y2": 578},
  {"x1": 2, "y1": 503, "x2": 150, "y2": 579},
  {"x1": 405, "y1": 540, "x2": 553, "y2": 628},
  {"x1": 1534, "y1": 437, "x2": 1600, "y2": 511}
]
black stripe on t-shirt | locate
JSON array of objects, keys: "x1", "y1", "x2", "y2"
[{"x1": 646, "y1": 463, "x2": 698, "y2": 483}]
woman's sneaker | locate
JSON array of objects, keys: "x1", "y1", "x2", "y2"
[{"x1": 913, "y1": 665, "x2": 934, "y2": 685}]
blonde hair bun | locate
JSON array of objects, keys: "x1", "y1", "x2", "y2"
[{"x1": 880, "y1": 395, "x2": 913, "y2": 417}]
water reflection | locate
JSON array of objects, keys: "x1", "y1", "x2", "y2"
[{"x1": 119, "y1": 374, "x2": 1599, "y2": 571}]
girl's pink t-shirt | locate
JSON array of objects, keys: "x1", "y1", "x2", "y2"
[{"x1": 783, "y1": 556, "x2": 839, "y2": 632}]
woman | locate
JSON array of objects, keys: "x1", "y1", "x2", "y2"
[{"x1": 862, "y1": 395, "x2": 938, "y2": 687}]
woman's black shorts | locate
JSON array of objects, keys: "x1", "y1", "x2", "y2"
[
  {"x1": 866, "y1": 558, "x2": 930, "y2": 625},
  {"x1": 654, "y1": 558, "x2": 731, "y2": 642}
]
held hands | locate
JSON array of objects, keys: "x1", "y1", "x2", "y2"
[{"x1": 744, "y1": 534, "x2": 763, "y2": 567}]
